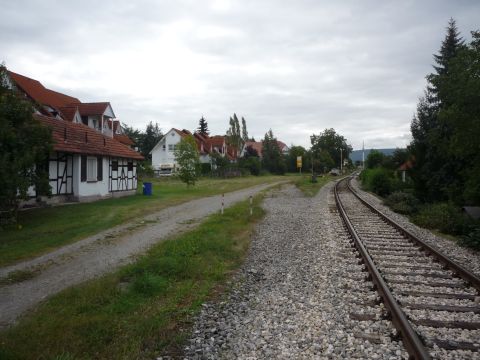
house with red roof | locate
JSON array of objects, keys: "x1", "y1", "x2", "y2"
[
  {"x1": 150, "y1": 129, "x2": 236, "y2": 175},
  {"x1": 7, "y1": 69, "x2": 143, "y2": 202},
  {"x1": 242, "y1": 140, "x2": 290, "y2": 158}
]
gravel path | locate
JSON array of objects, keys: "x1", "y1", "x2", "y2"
[
  {"x1": 0, "y1": 182, "x2": 283, "y2": 328},
  {"x1": 349, "y1": 177, "x2": 480, "y2": 277},
  {"x1": 184, "y1": 182, "x2": 408, "y2": 359}
]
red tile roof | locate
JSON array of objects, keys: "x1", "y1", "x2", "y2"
[
  {"x1": 58, "y1": 106, "x2": 79, "y2": 122},
  {"x1": 114, "y1": 134, "x2": 135, "y2": 146},
  {"x1": 74, "y1": 102, "x2": 111, "y2": 116},
  {"x1": 245, "y1": 141, "x2": 263, "y2": 157},
  {"x1": 35, "y1": 114, "x2": 143, "y2": 160},
  {"x1": 8, "y1": 71, "x2": 80, "y2": 109}
]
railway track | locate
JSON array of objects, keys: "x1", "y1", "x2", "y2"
[{"x1": 334, "y1": 176, "x2": 480, "y2": 359}]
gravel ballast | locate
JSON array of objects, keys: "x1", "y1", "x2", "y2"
[
  {"x1": 349, "y1": 177, "x2": 480, "y2": 278},
  {"x1": 184, "y1": 182, "x2": 408, "y2": 359}
]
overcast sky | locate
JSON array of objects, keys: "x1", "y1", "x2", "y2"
[{"x1": 1, "y1": 1, "x2": 479, "y2": 150}]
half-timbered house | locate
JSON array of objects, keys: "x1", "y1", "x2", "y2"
[{"x1": 7, "y1": 70, "x2": 143, "y2": 203}]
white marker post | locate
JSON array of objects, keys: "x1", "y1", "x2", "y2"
[
  {"x1": 221, "y1": 193, "x2": 224, "y2": 215},
  {"x1": 250, "y1": 195, "x2": 253, "y2": 216}
]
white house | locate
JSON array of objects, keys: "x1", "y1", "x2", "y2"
[
  {"x1": 150, "y1": 129, "x2": 235, "y2": 175},
  {"x1": 8, "y1": 70, "x2": 143, "y2": 203},
  {"x1": 150, "y1": 128, "x2": 192, "y2": 175}
]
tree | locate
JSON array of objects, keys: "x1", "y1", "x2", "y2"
[
  {"x1": 138, "y1": 121, "x2": 163, "y2": 160},
  {"x1": 197, "y1": 116, "x2": 209, "y2": 135},
  {"x1": 287, "y1": 145, "x2": 307, "y2": 172},
  {"x1": 244, "y1": 145, "x2": 259, "y2": 158},
  {"x1": 241, "y1": 117, "x2": 248, "y2": 142},
  {"x1": 0, "y1": 65, "x2": 53, "y2": 223},
  {"x1": 365, "y1": 150, "x2": 385, "y2": 169},
  {"x1": 262, "y1": 129, "x2": 286, "y2": 174},
  {"x1": 226, "y1": 113, "x2": 243, "y2": 160},
  {"x1": 174, "y1": 135, "x2": 200, "y2": 186},
  {"x1": 121, "y1": 122, "x2": 141, "y2": 146},
  {"x1": 310, "y1": 128, "x2": 352, "y2": 172},
  {"x1": 409, "y1": 19, "x2": 469, "y2": 203}
]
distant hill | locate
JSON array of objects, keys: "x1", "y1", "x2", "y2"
[{"x1": 349, "y1": 148, "x2": 400, "y2": 163}]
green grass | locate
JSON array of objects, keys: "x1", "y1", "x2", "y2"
[
  {"x1": 0, "y1": 176, "x2": 285, "y2": 267},
  {"x1": 292, "y1": 173, "x2": 335, "y2": 197},
  {"x1": 0, "y1": 195, "x2": 266, "y2": 360}
]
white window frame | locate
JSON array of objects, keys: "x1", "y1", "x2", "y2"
[{"x1": 87, "y1": 156, "x2": 97, "y2": 182}]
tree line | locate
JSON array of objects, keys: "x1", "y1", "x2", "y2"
[{"x1": 409, "y1": 19, "x2": 480, "y2": 206}]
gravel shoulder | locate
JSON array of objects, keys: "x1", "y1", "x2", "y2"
[
  {"x1": 0, "y1": 182, "x2": 284, "y2": 328},
  {"x1": 185, "y1": 182, "x2": 407, "y2": 359},
  {"x1": 349, "y1": 177, "x2": 480, "y2": 278}
]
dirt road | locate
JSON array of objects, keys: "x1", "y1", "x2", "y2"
[{"x1": 0, "y1": 182, "x2": 283, "y2": 328}]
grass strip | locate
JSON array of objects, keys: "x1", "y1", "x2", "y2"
[
  {"x1": 0, "y1": 194, "x2": 267, "y2": 360},
  {"x1": 293, "y1": 174, "x2": 335, "y2": 197},
  {"x1": 0, "y1": 175, "x2": 284, "y2": 266}
]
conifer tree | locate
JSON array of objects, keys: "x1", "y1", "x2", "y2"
[
  {"x1": 197, "y1": 116, "x2": 209, "y2": 135},
  {"x1": 241, "y1": 117, "x2": 248, "y2": 142},
  {"x1": 409, "y1": 19, "x2": 465, "y2": 202}
]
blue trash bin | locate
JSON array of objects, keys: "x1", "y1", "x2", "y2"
[{"x1": 143, "y1": 182, "x2": 152, "y2": 196}]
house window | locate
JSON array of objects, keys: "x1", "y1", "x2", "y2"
[
  {"x1": 168, "y1": 144, "x2": 175, "y2": 151},
  {"x1": 87, "y1": 157, "x2": 97, "y2": 181},
  {"x1": 127, "y1": 161, "x2": 133, "y2": 171},
  {"x1": 162, "y1": 144, "x2": 166, "y2": 151},
  {"x1": 112, "y1": 160, "x2": 118, "y2": 171}
]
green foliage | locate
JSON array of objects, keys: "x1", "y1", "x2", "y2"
[
  {"x1": 174, "y1": 135, "x2": 200, "y2": 186},
  {"x1": 384, "y1": 191, "x2": 420, "y2": 215},
  {"x1": 286, "y1": 145, "x2": 306, "y2": 172},
  {"x1": 409, "y1": 20, "x2": 480, "y2": 205},
  {"x1": 138, "y1": 121, "x2": 163, "y2": 160},
  {"x1": 361, "y1": 168, "x2": 393, "y2": 197},
  {"x1": 459, "y1": 226, "x2": 480, "y2": 250},
  {"x1": 310, "y1": 128, "x2": 352, "y2": 172},
  {"x1": 241, "y1": 117, "x2": 248, "y2": 142},
  {"x1": 199, "y1": 162, "x2": 212, "y2": 175},
  {"x1": 137, "y1": 162, "x2": 154, "y2": 179},
  {"x1": 0, "y1": 65, "x2": 53, "y2": 223},
  {"x1": 226, "y1": 113, "x2": 243, "y2": 161},
  {"x1": 238, "y1": 156, "x2": 261, "y2": 176},
  {"x1": 412, "y1": 202, "x2": 470, "y2": 235},
  {"x1": 261, "y1": 129, "x2": 286, "y2": 175},
  {"x1": 197, "y1": 116, "x2": 209, "y2": 135},
  {"x1": 365, "y1": 150, "x2": 385, "y2": 169}
]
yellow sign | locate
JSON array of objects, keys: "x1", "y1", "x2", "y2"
[{"x1": 296, "y1": 156, "x2": 302, "y2": 168}]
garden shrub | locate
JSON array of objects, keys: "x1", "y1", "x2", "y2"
[
  {"x1": 459, "y1": 226, "x2": 480, "y2": 250},
  {"x1": 361, "y1": 168, "x2": 393, "y2": 197},
  {"x1": 384, "y1": 191, "x2": 420, "y2": 215},
  {"x1": 412, "y1": 203, "x2": 469, "y2": 235}
]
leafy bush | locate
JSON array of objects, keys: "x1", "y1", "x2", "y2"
[
  {"x1": 412, "y1": 203, "x2": 469, "y2": 235},
  {"x1": 361, "y1": 168, "x2": 393, "y2": 197},
  {"x1": 459, "y1": 226, "x2": 480, "y2": 250},
  {"x1": 384, "y1": 191, "x2": 420, "y2": 215},
  {"x1": 200, "y1": 163, "x2": 212, "y2": 175}
]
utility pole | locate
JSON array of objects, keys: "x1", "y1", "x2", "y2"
[{"x1": 340, "y1": 148, "x2": 343, "y2": 174}]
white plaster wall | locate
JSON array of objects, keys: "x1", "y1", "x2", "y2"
[
  {"x1": 151, "y1": 130, "x2": 180, "y2": 169},
  {"x1": 77, "y1": 156, "x2": 109, "y2": 197}
]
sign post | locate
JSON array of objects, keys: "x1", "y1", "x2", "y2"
[{"x1": 297, "y1": 156, "x2": 302, "y2": 174}]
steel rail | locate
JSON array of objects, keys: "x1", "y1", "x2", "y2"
[
  {"x1": 346, "y1": 177, "x2": 480, "y2": 291},
  {"x1": 334, "y1": 178, "x2": 431, "y2": 360}
]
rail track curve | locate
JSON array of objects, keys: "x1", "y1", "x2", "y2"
[{"x1": 334, "y1": 176, "x2": 480, "y2": 359}]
